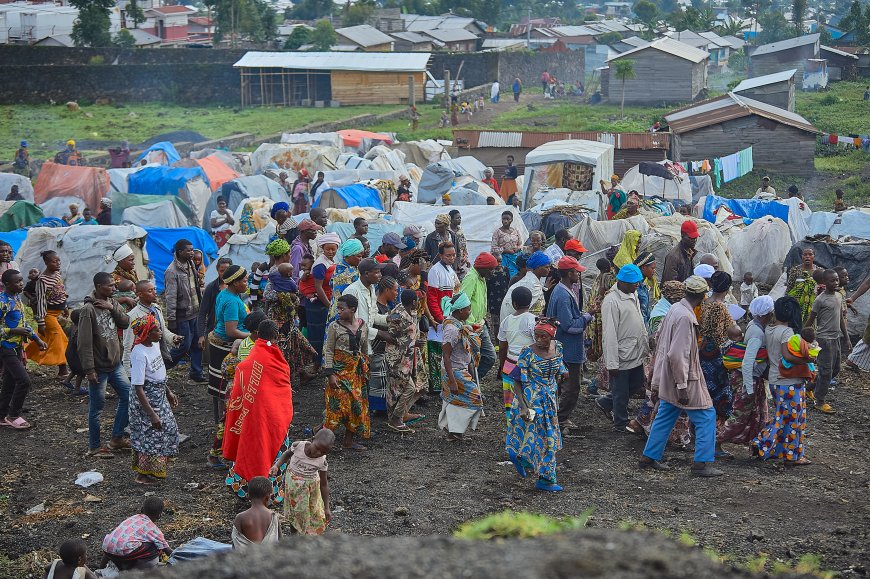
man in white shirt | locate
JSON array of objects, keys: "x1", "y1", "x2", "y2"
[
  {"x1": 123, "y1": 280, "x2": 181, "y2": 378},
  {"x1": 343, "y1": 258, "x2": 394, "y2": 353},
  {"x1": 596, "y1": 264, "x2": 650, "y2": 433},
  {"x1": 753, "y1": 176, "x2": 777, "y2": 200}
]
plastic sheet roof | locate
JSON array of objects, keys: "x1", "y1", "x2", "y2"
[
  {"x1": 524, "y1": 139, "x2": 615, "y2": 166},
  {"x1": 234, "y1": 52, "x2": 431, "y2": 72}
]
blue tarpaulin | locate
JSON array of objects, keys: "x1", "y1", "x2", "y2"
[
  {"x1": 314, "y1": 184, "x2": 384, "y2": 211},
  {"x1": 129, "y1": 166, "x2": 209, "y2": 197},
  {"x1": 134, "y1": 141, "x2": 181, "y2": 166},
  {"x1": 0, "y1": 229, "x2": 28, "y2": 255},
  {"x1": 702, "y1": 194, "x2": 790, "y2": 224},
  {"x1": 144, "y1": 227, "x2": 217, "y2": 293}
]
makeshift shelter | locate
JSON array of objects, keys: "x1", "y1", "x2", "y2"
[
  {"x1": 619, "y1": 161, "x2": 693, "y2": 204},
  {"x1": 34, "y1": 162, "x2": 110, "y2": 214},
  {"x1": 15, "y1": 225, "x2": 148, "y2": 305},
  {"x1": 726, "y1": 216, "x2": 792, "y2": 286},
  {"x1": 122, "y1": 200, "x2": 192, "y2": 229},
  {"x1": 314, "y1": 184, "x2": 384, "y2": 211},
  {"x1": 280, "y1": 132, "x2": 342, "y2": 148},
  {"x1": 39, "y1": 196, "x2": 87, "y2": 220},
  {"x1": 392, "y1": 140, "x2": 450, "y2": 167},
  {"x1": 189, "y1": 149, "x2": 246, "y2": 175},
  {"x1": 194, "y1": 155, "x2": 242, "y2": 193},
  {"x1": 807, "y1": 209, "x2": 870, "y2": 240},
  {"x1": 338, "y1": 129, "x2": 393, "y2": 153},
  {"x1": 731, "y1": 69, "x2": 797, "y2": 111},
  {"x1": 417, "y1": 157, "x2": 488, "y2": 204},
  {"x1": 0, "y1": 201, "x2": 44, "y2": 232},
  {"x1": 205, "y1": 223, "x2": 275, "y2": 284},
  {"x1": 126, "y1": 166, "x2": 211, "y2": 227},
  {"x1": 203, "y1": 175, "x2": 291, "y2": 231},
  {"x1": 522, "y1": 140, "x2": 614, "y2": 211},
  {"x1": 391, "y1": 202, "x2": 528, "y2": 262},
  {"x1": 144, "y1": 227, "x2": 217, "y2": 293},
  {"x1": 134, "y1": 141, "x2": 181, "y2": 166},
  {"x1": 0, "y1": 173, "x2": 35, "y2": 201},
  {"x1": 250, "y1": 143, "x2": 340, "y2": 176}
]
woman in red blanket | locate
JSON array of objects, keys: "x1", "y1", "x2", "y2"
[{"x1": 223, "y1": 320, "x2": 294, "y2": 503}]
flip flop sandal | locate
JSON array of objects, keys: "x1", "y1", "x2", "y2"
[
  {"x1": 784, "y1": 458, "x2": 813, "y2": 467},
  {"x1": 387, "y1": 423, "x2": 414, "y2": 433},
  {"x1": 6, "y1": 417, "x2": 31, "y2": 430},
  {"x1": 206, "y1": 458, "x2": 227, "y2": 469},
  {"x1": 87, "y1": 448, "x2": 115, "y2": 459},
  {"x1": 404, "y1": 415, "x2": 426, "y2": 426}
]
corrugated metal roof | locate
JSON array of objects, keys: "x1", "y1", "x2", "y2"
[
  {"x1": 821, "y1": 44, "x2": 859, "y2": 59},
  {"x1": 390, "y1": 31, "x2": 430, "y2": 44},
  {"x1": 697, "y1": 31, "x2": 733, "y2": 48},
  {"x1": 234, "y1": 51, "x2": 431, "y2": 72},
  {"x1": 752, "y1": 33, "x2": 819, "y2": 57},
  {"x1": 403, "y1": 14, "x2": 474, "y2": 31},
  {"x1": 548, "y1": 25, "x2": 597, "y2": 36},
  {"x1": 620, "y1": 36, "x2": 649, "y2": 47},
  {"x1": 664, "y1": 92, "x2": 819, "y2": 134},
  {"x1": 732, "y1": 69, "x2": 796, "y2": 92},
  {"x1": 481, "y1": 38, "x2": 527, "y2": 49},
  {"x1": 720, "y1": 35, "x2": 746, "y2": 49},
  {"x1": 421, "y1": 28, "x2": 478, "y2": 42},
  {"x1": 666, "y1": 30, "x2": 711, "y2": 48},
  {"x1": 335, "y1": 24, "x2": 394, "y2": 47},
  {"x1": 452, "y1": 130, "x2": 670, "y2": 150},
  {"x1": 607, "y1": 37, "x2": 709, "y2": 63}
]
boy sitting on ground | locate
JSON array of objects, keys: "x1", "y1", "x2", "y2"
[
  {"x1": 232, "y1": 476, "x2": 282, "y2": 550},
  {"x1": 101, "y1": 497, "x2": 172, "y2": 570},
  {"x1": 45, "y1": 539, "x2": 98, "y2": 579}
]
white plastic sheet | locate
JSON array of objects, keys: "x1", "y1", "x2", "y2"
[
  {"x1": 726, "y1": 216, "x2": 792, "y2": 286},
  {"x1": 121, "y1": 200, "x2": 190, "y2": 229},
  {"x1": 39, "y1": 196, "x2": 87, "y2": 219},
  {"x1": 0, "y1": 173, "x2": 35, "y2": 201},
  {"x1": 807, "y1": 209, "x2": 870, "y2": 240}
]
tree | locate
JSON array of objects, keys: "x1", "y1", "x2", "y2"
[
  {"x1": 309, "y1": 18, "x2": 337, "y2": 51},
  {"x1": 841, "y1": 0, "x2": 870, "y2": 45},
  {"x1": 124, "y1": 0, "x2": 146, "y2": 29},
  {"x1": 667, "y1": 6, "x2": 715, "y2": 30},
  {"x1": 596, "y1": 31, "x2": 623, "y2": 45},
  {"x1": 289, "y1": 0, "x2": 334, "y2": 20},
  {"x1": 715, "y1": 18, "x2": 748, "y2": 37},
  {"x1": 791, "y1": 0, "x2": 807, "y2": 34},
  {"x1": 113, "y1": 28, "x2": 136, "y2": 48},
  {"x1": 756, "y1": 11, "x2": 789, "y2": 43},
  {"x1": 284, "y1": 26, "x2": 311, "y2": 49},
  {"x1": 343, "y1": 0, "x2": 375, "y2": 26},
  {"x1": 70, "y1": 0, "x2": 115, "y2": 47},
  {"x1": 633, "y1": 0, "x2": 659, "y2": 37},
  {"x1": 613, "y1": 59, "x2": 636, "y2": 119}
]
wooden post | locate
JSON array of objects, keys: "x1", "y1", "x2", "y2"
[
  {"x1": 444, "y1": 69, "x2": 450, "y2": 111},
  {"x1": 407, "y1": 74, "x2": 415, "y2": 106}
]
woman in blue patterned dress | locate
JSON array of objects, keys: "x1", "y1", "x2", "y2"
[
  {"x1": 328, "y1": 238, "x2": 365, "y2": 323},
  {"x1": 505, "y1": 318, "x2": 568, "y2": 492}
]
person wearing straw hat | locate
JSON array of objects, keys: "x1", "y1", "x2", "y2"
[{"x1": 595, "y1": 264, "x2": 649, "y2": 433}]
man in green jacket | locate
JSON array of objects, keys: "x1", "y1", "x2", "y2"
[{"x1": 461, "y1": 251, "x2": 497, "y2": 379}]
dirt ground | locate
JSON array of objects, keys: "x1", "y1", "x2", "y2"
[{"x1": 1, "y1": 358, "x2": 868, "y2": 577}]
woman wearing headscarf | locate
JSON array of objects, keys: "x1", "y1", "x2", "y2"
[
  {"x1": 210, "y1": 196, "x2": 235, "y2": 248},
  {"x1": 270, "y1": 202, "x2": 296, "y2": 242},
  {"x1": 328, "y1": 238, "x2": 365, "y2": 323},
  {"x1": 505, "y1": 318, "x2": 568, "y2": 492},
  {"x1": 699, "y1": 271, "x2": 739, "y2": 456},
  {"x1": 634, "y1": 281, "x2": 691, "y2": 446},
  {"x1": 307, "y1": 232, "x2": 341, "y2": 362},
  {"x1": 500, "y1": 251, "x2": 550, "y2": 322},
  {"x1": 129, "y1": 314, "x2": 179, "y2": 485},
  {"x1": 491, "y1": 211, "x2": 522, "y2": 279},
  {"x1": 108, "y1": 244, "x2": 142, "y2": 292},
  {"x1": 97, "y1": 198, "x2": 112, "y2": 225},
  {"x1": 601, "y1": 174, "x2": 627, "y2": 219},
  {"x1": 633, "y1": 251, "x2": 659, "y2": 325},
  {"x1": 291, "y1": 169, "x2": 311, "y2": 216},
  {"x1": 439, "y1": 292, "x2": 483, "y2": 441},
  {"x1": 613, "y1": 230, "x2": 642, "y2": 269},
  {"x1": 718, "y1": 295, "x2": 773, "y2": 447},
  {"x1": 751, "y1": 296, "x2": 812, "y2": 467},
  {"x1": 206, "y1": 265, "x2": 250, "y2": 468},
  {"x1": 786, "y1": 247, "x2": 821, "y2": 324},
  {"x1": 482, "y1": 167, "x2": 500, "y2": 195}
]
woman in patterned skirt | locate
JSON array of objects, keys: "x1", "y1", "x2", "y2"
[
  {"x1": 438, "y1": 292, "x2": 482, "y2": 441},
  {"x1": 505, "y1": 318, "x2": 568, "y2": 492}
]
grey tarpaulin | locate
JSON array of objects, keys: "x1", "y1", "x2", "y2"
[
  {"x1": 203, "y1": 176, "x2": 290, "y2": 230},
  {"x1": 417, "y1": 158, "x2": 487, "y2": 203},
  {"x1": 785, "y1": 239, "x2": 870, "y2": 292}
]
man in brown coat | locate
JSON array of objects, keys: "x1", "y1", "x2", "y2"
[{"x1": 639, "y1": 275, "x2": 723, "y2": 477}]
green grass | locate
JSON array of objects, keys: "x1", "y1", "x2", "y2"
[
  {"x1": 795, "y1": 81, "x2": 870, "y2": 135},
  {"x1": 479, "y1": 102, "x2": 668, "y2": 133},
  {"x1": 2, "y1": 102, "x2": 402, "y2": 159},
  {"x1": 453, "y1": 510, "x2": 592, "y2": 540},
  {"x1": 814, "y1": 149, "x2": 867, "y2": 173},
  {"x1": 715, "y1": 171, "x2": 809, "y2": 201}
]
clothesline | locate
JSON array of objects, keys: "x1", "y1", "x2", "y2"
[
  {"x1": 679, "y1": 146, "x2": 754, "y2": 188},
  {"x1": 820, "y1": 133, "x2": 870, "y2": 152}
]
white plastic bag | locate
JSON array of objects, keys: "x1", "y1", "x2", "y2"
[{"x1": 74, "y1": 471, "x2": 104, "y2": 488}]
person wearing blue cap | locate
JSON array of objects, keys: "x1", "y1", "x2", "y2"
[
  {"x1": 595, "y1": 263, "x2": 650, "y2": 433},
  {"x1": 499, "y1": 250, "x2": 551, "y2": 321},
  {"x1": 12, "y1": 141, "x2": 31, "y2": 178}
]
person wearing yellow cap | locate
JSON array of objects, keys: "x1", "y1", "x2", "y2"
[{"x1": 54, "y1": 138, "x2": 85, "y2": 166}]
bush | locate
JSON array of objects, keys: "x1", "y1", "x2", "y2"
[
  {"x1": 454, "y1": 510, "x2": 592, "y2": 540},
  {"x1": 88, "y1": 55, "x2": 105, "y2": 65},
  {"x1": 820, "y1": 94, "x2": 840, "y2": 106}
]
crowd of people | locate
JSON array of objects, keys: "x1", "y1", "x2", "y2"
[{"x1": 0, "y1": 165, "x2": 866, "y2": 573}]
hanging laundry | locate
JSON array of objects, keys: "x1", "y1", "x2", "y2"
[
  {"x1": 713, "y1": 158, "x2": 722, "y2": 188},
  {"x1": 720, "y1": 152, "x2": 740, "y2": 183},
  {"x1": 701, "y1": 159, "x2": 711, "y2": 173},
  {"x1": 828, "y1": 134, "x2": 838, "y2": 144},
  {"x1": 838, "y1": 135, "x2": 854, "y2": 146},
  {"x1": 737, "y1": 146, "x2": 753, "y2": 178},
  {"x1": 855, "y1": 137, "x2": 862, "y2": 148}
]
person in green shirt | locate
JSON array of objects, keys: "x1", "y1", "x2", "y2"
[{"x1": 461, "y1": 251, "x2": 498, "y2": 380}]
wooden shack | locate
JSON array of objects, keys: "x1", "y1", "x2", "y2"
[
  {"x1": 664, "y1": 92, "x2": 820, "y2": 176},
  {"x1": 335, "y1": 24, "x2": 395, "y2": 52},
  {"x1": 605, "y1": 37, "x2": 708, "y2": 105},
  {"x1": 731, "y1": 69, "x2": 796, "y2": 111},
  {"x1": 233, "y1": 51, "x2": 429, "y2": 107},
  {"x1": 749, "y1": 33, "x2": 820, "y2": 80},
  {"x1": 820, "y1": 45, "x2": 859, "y2": 80}
]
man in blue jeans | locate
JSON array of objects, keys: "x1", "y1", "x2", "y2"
[
  {"x1": 163, "y1": 239, "x2": 205, "y2": 382},
  {"x1": 639, "y1": 275, "x2": 723, "y2": 477},
  {"x1": 78, "y1": 272, "x2": 131, "y2": 458}
]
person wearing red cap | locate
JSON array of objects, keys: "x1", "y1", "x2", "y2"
[
  {"x1": 460, "y1": 252, "x2": 499, "y2": 380},
  {"x1": 563, "y1": 239, "x2": 587, "y2": 258},
  {"x1": 546, "y1": 256, "x2": 591, "y2": 430},
  {"x1": 661, "y1": 220, "x2": 699, "y2": 283}
]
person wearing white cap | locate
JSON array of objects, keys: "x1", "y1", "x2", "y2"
[
  {"x1": 718, "y1": 295, "x2": 774, "y2": 447},
  {"x1": 97, "y1": 198, "x2": 113, "y2": 225},
  {"x1": 640, "y1": 275, "x2": 723, "y2": 477}
]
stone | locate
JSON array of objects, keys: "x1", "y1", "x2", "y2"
[{"x1": 394, "y1": 506, "x2": 409, "y2": 517}]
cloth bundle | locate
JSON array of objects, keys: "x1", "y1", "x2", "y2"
[{"x1": 778, "y1": 334, "x2": 819, "y2": 379}]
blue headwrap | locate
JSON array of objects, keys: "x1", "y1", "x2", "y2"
[
  {"x1": 402, "y1": 235, "x2": 417, "y2": 250},
  {"x1": 270, "y1": 202, "x2": 290, "y2": 218},
  {"x1": 441, "y1": 292, "x2": 471, "y2": 317},
  {"x1": 616, "y1": 264, "x2": 643, "y2": 283},
  {"x1": 525, "y1": 251, "x2": 550, "y2": 270},
  {"x1": 340, "y1": 238, "x2": 364, "y2": 257}
]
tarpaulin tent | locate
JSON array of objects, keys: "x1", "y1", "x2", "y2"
[
  {"x1": 0, "y1": 201, "x2": 44, "y2": 232},
  {"x1": 417, "y1": 157, "x2": 488, "y2": 204},
  {"x1": 522, "y1": 140, "x2": 614, "y2": 211},
  {"x1": 391, "y1": 202, "x2": 528, "y2": 262},
  {"x1": 205, "y1": 222, "x2": 275, "y2": 284},
  {"x1": 122, "y1": 200, "x2": 192, "y2": 229},
  {"x1": 338, "y1": 129, "x2": 393, "y2": 153},
  {"x1": 620, "y1": 161, "x2": 693, "y2": 204},
  {"x1": 327, "y1": 221, "x2": 404, "y2": 259},
  {"x1": 134, "y1": 141, "x2": 181, "y2": 166},
  {"x1": 314, "y1": 184, "x2": 384, "y2": 211},
  {"x1": 112, "y1": 192, "x2": 195, "y2": 225},
  {"x1": 393, "y1": 140, "x2": 449, "y2": 167},
  {"x1": 362, "y1": 145, "x2": 405, "y2": 173},
  {"x1": 0, "y1": 173, "x2": 35, "y2": 201},
  {"x1": 807, "y1": 209, "x2": 870, "y2": 240},
  {"x1": 528, "y1": 189, "x2": 606, "y2": 220},
  {"x1": 127, "y1": 166, "x2": 211, "y2": 227},
  {"x1": 203, "y1": 175, "x2": 290, "y2": 230},
  {"x1": 0, "y1": 229, "x2": 28, "y2": 254},
  {"x1": 726, "y1": 216, "x2": 792, "y2": 286},
  {"x1": 144, "y1": 227, "x2": 217, "y2": 293},
  {"x1": 190, "y1": 149, "x2": 246, "y2": 174},
  {"x1": 16, "y1": 225, "x2": 148, "y2": 305},
  {"x1": 250, "y1": 144, "x2": 340, "y2": 176},
  {"x1": 281, "y1": 132, "x2": 342, "y2": 148},
  {"x1": 702, "y1": 193, "x2": 790, "y2": 225},
  {"x1": 194, "y1": 155, "x2": 242, "y2": 193},
  {"x1": 39, "y1": 196, "x2": 87, "y2": 220},
  {"x1": 34, "y1": 162, "x2": 110, "y2": 214}
]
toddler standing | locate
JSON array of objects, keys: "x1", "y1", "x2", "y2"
[{"x1": 270, "y1": 428, "x2": 334, "y2": 535}]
